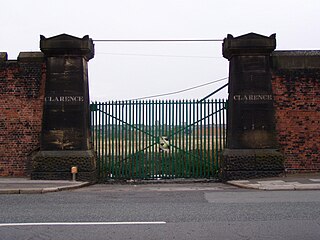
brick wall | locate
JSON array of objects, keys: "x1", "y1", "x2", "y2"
[
  {"x1": 271, "y1": 51, "x2": 320, "y2": 172},
  {"x1": 0, "y1": 52, "x2": 45, "y2": 176},
  {"x1": 1, "y1": 43, "x2": 320, "y2": 178}
]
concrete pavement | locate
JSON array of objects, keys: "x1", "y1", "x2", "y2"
[
  {"x1": 227, "y1": 173, "x2": 320, "y2": 190},
  {"x1": 0, "y1": 178, "x2": 90, "y2": 194},
  {"x1": 1, "y1": 173, "x2": 320, "y2": 194}
]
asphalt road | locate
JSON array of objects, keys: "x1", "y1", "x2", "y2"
[{"x1": 0, "y1": 183, "x2": 320, "y2": 240}]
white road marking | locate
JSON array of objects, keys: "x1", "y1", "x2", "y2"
[{"x1": 0, "y1": 222, "x2": 166, "y2": 227}]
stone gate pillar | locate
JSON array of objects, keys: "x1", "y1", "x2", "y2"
[
  {"x1": 32, "y1": 34, "x2": 96, "y2": 181},
  {"x1": 221, "y1": 33, "x2": 284, "y2": 180}
]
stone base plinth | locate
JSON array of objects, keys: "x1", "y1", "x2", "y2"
[
  {"x1": 31, "y1": 150, "x2": 97, "y2": 182},
  {"x1": 221, "y1": 149, "x2": 284, "y2": 181}
]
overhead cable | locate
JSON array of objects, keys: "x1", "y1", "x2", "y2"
[
  {"x1": 93, "y1": 39, "x2": 223, "y2": 42},
  {"x1": 96, "y1": 52, "x2": 222, "y2": 59},
  {"x1": 129, "y1": 77, "x2": 228, "y2": 101}
]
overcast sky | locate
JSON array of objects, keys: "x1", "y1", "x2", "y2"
[{"x1": 1, "y1": 0, "x2": 319, "y2": 101}]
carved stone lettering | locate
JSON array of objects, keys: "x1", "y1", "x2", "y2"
[
  {"x1": 233, "y1": 94, "x2": 273, "y2": 101},
  {"x1": 45, "y1": 96, "x2": 84, "y2": 103}
]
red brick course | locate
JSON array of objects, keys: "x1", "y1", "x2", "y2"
[
  {"x1": 0, "y1": 58, "x2": 45, "y2": 176},
  {"x1": 272, "y1": 72, "x2": 320, "y2": 172}
]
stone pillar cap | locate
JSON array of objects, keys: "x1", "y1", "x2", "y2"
[
  {"x1": 40, "y1": 34, "x2": 94, "y2": 60},
  {"x1": 223, "y1": 32, "x2": 276, "y2": 60}
]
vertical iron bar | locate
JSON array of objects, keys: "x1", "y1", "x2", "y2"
[
  {"x1": 121, "y1": 101, "x2": 124, "y2": 178},
  {"x1": 115, "y1": 101, "x2": 118, "y2": 178},
  {"x1": 221, "y1": 99, "x2": 226, "y2": 148},
  {"x1": 115, "y1": 101, "x2": 119, "y2": 178},
  {"x1": 148, "y1": 100, "x2": 151, "y2": 179},
  {"x1": 171, "y1": 100, "x2": 175, "y2": 178},
  {"x1": 196, "y1": 99, "x2": 200, "y2": 177},
  {"x1": 129, "y1": 100, "x2": 133, "y2": 179},
  {"x1": 134, "y1": 101, "x2": 138, "y2": 179},
  {"x1": 151, "y1": 100, "x2": 155, "y2": 179},
  {"x1": 95, "y1": 102, "x2": 98, "y2": 178},
  {"x1": 119, "y1": 102, "x2": 122, "y2": 178},
  {"x1": 97, "y1": 102, "x2": 101, "y2": 179},
  {"x1": 141, "y1": 100, "x2": 144, "y2": 179},
  {"x1": 92, "y1": 102, "x2": 96, "y2": 176},
  {"x1": 218, "y1": 99, "x2": 222, "y2": 172},
  {"x1": 183, "y1": 100, "x2": 187, "y2": 177},
  {"x1": 157, "y1": 100, "x2": 160, "y2": 178},
  {"x1": 113, "y1": 101, "x2": 117, "y2": 178},
  {"x1": 137, "y1": 100, "x2": 141, "y2": 179},
  {"x1": 90, "y1": 103, "x2": 93, "y2": 153},
  {"x1": 211, "y1": 99, "x2": 214, "y2": 176},
  {"x1": 203, "y1": 100, "x2": 209, "y2": 178},
  {"x1": 111, "y1": 101, "x2": 115, "y2": 179},
  {"x1": 223, "y1": 99, "x2": 227, "y2": 147},
  {"x1": 112, "y1": 101, "x2": 116, "y2": 179},
  {"x1": 141, "y1": 101, "x2": 145, "y2": 179},
  {"x1": 192, "y1": 99, "x2": 196, "y2": 177},
  {"x1": 207, "y1": 100, "x2": 211, "y2": 177},
  {"x1": 208, "y1": 100, "x2": 211, "y2": 178},
  {"x1": 173, "y1": 100, "x2": 177, "y2": 178},
  {"x1": 168, "y1": 100, "x2": 172, "y2": 178},
  {"x1": 131, "y1": 101, "x2": 134, "y2": 178},
  {"x1": 179, "y1": 100, "x2": 182, "y2": 177},
  {"x1": 165, "y1": 100, "x2": 169, "y2": 178},
  {"x1": 107, "y1": 101, "x2": 111, "y2": 179},
  {"x1": 215, "y1": 99, "x2": 219, "y2": 174},
  {"x1": 208, "y1": 100, "x2": 211, "y2": 177},
  {"x1": 124, "y1": 100, "x2": 128, "y2": 178},
  {"x1": 161, "y1": 100, "x2": 165, "y2": 178},
  {"x1": 186, "y1": 100, "x2": 190, "y2": 177},
  {"x1": 155, "y1": 100, "x2": 158, "y2": 178},
  {"x1": 93, "y1": 102, "x2": 97, "y2": 175},
  {"x1": 200, "y1": 100, "x2": 203, "y2": 178},
  {"x1": 101, "y1": 102, "x2": 105, "y2": 180}
]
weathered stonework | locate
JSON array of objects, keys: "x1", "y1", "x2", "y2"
[
  {"x1": 221, "y1": 33, "x2": 284, "y2": 180},
  {"x1": 32, "y1": 151, "x2": 96, "y2": 181},
  {"x1": 31, "y1": 34, "x2": 97, "y2": 181},
  {"x1": 221, "y1": 149, "x2": 284, "y2": 180}
]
